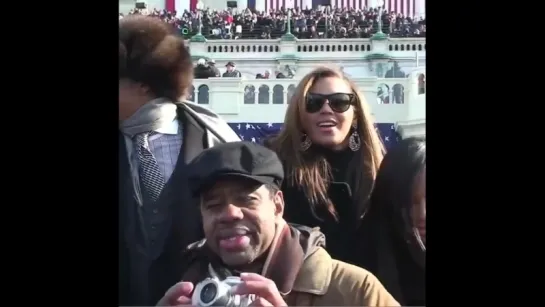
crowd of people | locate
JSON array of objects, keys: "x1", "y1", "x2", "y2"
[
  {"x1": 194, "y1": 58, "x2": 295, "y2": 79},
  {"x1": 194, "y1": 59, "x2": 242, "y2": 78},
  {"x1": 121, "y1": 6, "x2": 426, "y2": 39},
  {"x1": 120, "y1": 15, "x2": 425, "y2": 307}
]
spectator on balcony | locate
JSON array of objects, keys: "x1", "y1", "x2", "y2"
[
  {"x1": 119, "y1": 15, "x2": 240, "y2": 306},
  {"x1": 194, "y1": 58, "x2": 216, "y2": 79},
  {"x1": 222, "y1": 61, "x2": 241, "y2": 77},
  {"x1": 377, "y1": 84, "x2": 390, "y2": 104},
  {"x1": 265, "y1": 66, "x2": 385, "y2": 269},
  {"x1": 263, "y1": 70, "x2": 271, "y2": 79},
  {"x1": 418, "y1": 74, "x2": 425, "y2": 94},
  {"x1": 207, "y1": 59, "x2": 221, "y2": 77},
  {"x1": 392, "y1": 84, "x2": 404, "y2": 104},
  {"x1": 234, "y1": 24, "x2": 243, "y2": 38},
  {"x1": 286, "y1": 65, "x2": 296, "y2": 78},
  {"x1": 385, "y1": 62, "x2": 406, "y2": 78},
  {"x1": 275, "y1": 70, "x2": 287, "y2": 79}
]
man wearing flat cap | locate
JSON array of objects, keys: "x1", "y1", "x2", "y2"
[
  {"x1": 222, "y1": 61, "x2": 241, "y2": 77},
  {"x1": 157, "y1": 142, "x2": 399, "y2": 306}
]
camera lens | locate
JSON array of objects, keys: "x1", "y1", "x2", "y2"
[{"x1": 200, "y1": 283, "x2": 217, "y2": 304}]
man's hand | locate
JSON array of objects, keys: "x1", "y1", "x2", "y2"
[
  {"x1": 156, "y1": 281, "x2": 195, "y2": 306},
  {"x1": 234, "y1": 273, "x2": 287, "y2": 307}
]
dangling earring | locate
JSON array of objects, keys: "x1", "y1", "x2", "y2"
[
  {"x1": 300, "y1": 134, "x2": 312, "y2": 151},
  {"x1": 348, "y1": 122, "x2": 361, "y2": 152}
]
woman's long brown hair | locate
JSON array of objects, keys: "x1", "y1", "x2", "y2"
[{"x1": 270, "y1": 67, "x2": 384, "y2": 220}]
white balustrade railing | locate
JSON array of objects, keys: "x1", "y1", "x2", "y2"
[{"x1": 188, "y1": 37, "x2": 426, "y2": 61}]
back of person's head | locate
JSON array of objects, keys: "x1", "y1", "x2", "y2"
[
  {"x1": 256, "y1": 73, "x2": 264, "y2": 79},
  {"x1": 197, "y1": 58, "x2": 206, "y2": 66},
  {"x1": 119, "y1": 15, "x2": 193, "y2": 102},
  {"x1": 370, "y1": 137, "x2": 425, "y2": 252}
]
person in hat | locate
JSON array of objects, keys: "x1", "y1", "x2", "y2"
[
  {"x1": 207, "y1": 59, "x2": 221, "y2": 77},
  {"x1": 156, "y1": 141, "x2": 399, "y2": 307},
  {"x1": 222, "y1": 61, "x2": 241, "y2": 78}
]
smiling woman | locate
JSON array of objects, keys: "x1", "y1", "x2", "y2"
[{"x1": 265, "y1": 66, "x2": 385, "y2": 269}]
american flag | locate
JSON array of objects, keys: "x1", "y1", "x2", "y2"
[{"x1": 228, "y1": 122, "x2": 399, "y2": 149}]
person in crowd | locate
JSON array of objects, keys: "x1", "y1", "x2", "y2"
[
  {"x1": 265, "y1": 66, "x2": 384, "y2": 268},
  {"x1": 263, "y1": 69, "x2": 271, "y2": 79},
  {"x1": 359, "y1": 137, "x2": 426, "y2": 306},
  {"x1": 207, "y1": 59, "x2": 221, "y2": 77},
  {"x1": 194, "y1": 58, "x2": 216, "y2": 79},
  {"x1": 418, "y1": 73, "x2": 426, "y2": 94},
  {"x1": 385, "y1": 61, "x2": 407, "y2": 78},
  {"x1": 275, "y1": 70, "x2": 287, "y2": 79},
  {"x1": 392, "y1": 84, "x2": 404, "y2": 104},
  {"x1": 119, "y1": 15, "x2": 240, "y2": 306},
  {"x1": 222, "y1": 61, "x2": 242, "y2": 77},
  {"x1": 286, "y1": 65, "x2": 296, "y2": 78},
  {"x1": 377, "y1": 84, "x2": 390, "y2": 104},
  {"x1": 157, "y1": 141, "x2": 400, "y2": 307}
]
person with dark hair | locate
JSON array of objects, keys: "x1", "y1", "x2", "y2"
[
  {"x1": 194, "y1": 58, "x2": 216, "y2": 79},
  {"x1": 275, "y1": 70, "x2": 286, "y2": 79},
  {"x1": 360, "y1": 137, "x2": 426, "y2": 305},
  {"x1": 119, "y1": 15, "x2": 240, "y2": 306},
  {"x1": 207, "y1": 59, "x2": 221, "y2": 77},
  {"x1": 156, "y1": 141, "x2": 399, "y2": 307}
]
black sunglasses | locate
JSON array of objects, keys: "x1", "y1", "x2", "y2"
[{"x1": 305, "y1": 93, "x2": 356, "y2": 113}]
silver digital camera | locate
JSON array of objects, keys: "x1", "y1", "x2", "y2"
[{"x1": 192, "y1": 276, "x2": 255, "y2": 307}]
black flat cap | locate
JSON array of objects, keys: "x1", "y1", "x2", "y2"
[{"x1": 187, "y1": 141, "x2": 284, "y2": 196}]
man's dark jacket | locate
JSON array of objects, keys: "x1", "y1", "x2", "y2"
[
  {"x1": 119, "y1": 102, "x2": 240, "y2": 306},
  {"x1": 209, "y1": 65, "x2": 220, "y2": 77},
  {"x1": 194, "y1": 65, "x2": 216, "y2": 79},
  {"x1": 222, "y1": 70, "x2": 242, "y2": 77}
]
